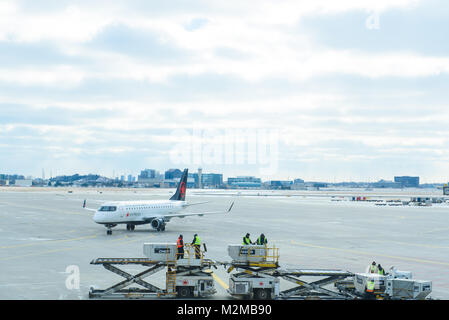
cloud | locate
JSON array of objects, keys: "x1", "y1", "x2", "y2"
[
  {"x1": 184, "y1": 18, "x2": 209, "y2": 31},
  {"x1": 89, "y1": 23, "x2": 191, "y2": 62},
  {"x1": 298, "y1": 0, "x2": 449, "y2": 56},
  {"x1": 1, "y1": 0, "x2": 449, "y2": 181},
  {"x1": 0, "y1": 40, "x2": 86, "y2": 67}
]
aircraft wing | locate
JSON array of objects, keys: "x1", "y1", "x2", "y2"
[
  {"x1": 182, "y1": 201, "x2": 210, "y2": 208},
  {"x1": 148, "y1": 202, "x2": 234, "y2": 221}
]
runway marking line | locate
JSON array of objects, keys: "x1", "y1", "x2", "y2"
[
  {"x1": 212, "y1": 273, "x2": 229, "y2": 290},
  {"x1": 290, "y1": 240, "x2": 449, "y2": 267},
  {"x1": 368, "y1": 239, "x2": 449, "y2": 250}
]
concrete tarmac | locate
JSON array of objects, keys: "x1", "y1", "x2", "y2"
[{"x1": 1, "y1": 187, "x2": 448, "y2": 299}]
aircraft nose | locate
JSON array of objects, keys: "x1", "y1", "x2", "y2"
[{"x1": 93, "y1": 211, "x2": 102, "y2": 223}]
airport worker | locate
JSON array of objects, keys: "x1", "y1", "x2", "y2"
[
  {"x1": 191, "y1": 234, "x2": 201, "y2": 259},
  {"x1": 366, "y1": 279, "x2": 375, "y2": 295},
  {"x1": 242, "y1": 233, "x2": 253, "y2": 245},
  {"x1": 377, "y1": 264, "x2": 385, "y2": 275},
  {"x1": 369, "y1": 261, "x2": 378, "y2": 274},
  {"x1": 256, "y1": 233, "x2": 268, "y2": 245},
  {"x1": 177, "y1": 234, "x2": 184, "y2": 260}
]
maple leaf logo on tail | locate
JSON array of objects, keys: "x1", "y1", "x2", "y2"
[
  {"x1": 179, "y1": 182, "x2": 186, "y2": 199},
  {"x1": 169, "y1": 168, "x2": 188, "y2": 201}
]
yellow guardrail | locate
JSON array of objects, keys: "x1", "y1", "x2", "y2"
[
  {"x1": 238, "y1": 245, "x2": 280, "y2": 266},
  {"x1": 179, "y1": 243, "x2": 204, "y2": 265}
]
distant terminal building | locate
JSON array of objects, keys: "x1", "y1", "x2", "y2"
[
  {"x1": 371, "y1": 179, "x2": 401, "y2": 188},
  {"x1": 139, "y1": 169, "x2": 157, "y2": 180},
  {"x1": 165, "y1": 169, "x2": 183, "y2": 180},
  {"x1": 0, "y1": 174, "x2": 25, "y2": 185},
  {"x1": 15, "y1": 179, "x2": 33, "y2": 187},
  {"x1": 138, "y1": 169, "x2": 161, "y2": 186},
  {"x1": 192, "y1": 172, "x2": 223, "y2": 188},
  {"x1": 394, "y1": 176, "x2": 420, "y2": 188},
  {"x1": 292, "y1": 178, "x2": 306, "y2": 190},
  {"x1": 227, "y1": 176, "x2": 261, "y2": 189},
  {"x1": 265, "y1": 180, "x2": 293, "y2": 190}
]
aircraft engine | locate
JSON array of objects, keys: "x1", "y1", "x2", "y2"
[{"x1": 151, "y1": 218, "x2": 165, "y2": 230}]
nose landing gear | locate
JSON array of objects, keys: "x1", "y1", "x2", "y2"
[{"x1": 105, "y1": 224, "x2": 117, "y2": 235}]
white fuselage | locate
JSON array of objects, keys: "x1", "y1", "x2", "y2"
[{"x1": 93, "y1": 200, "x2": 185, "y2": 225}]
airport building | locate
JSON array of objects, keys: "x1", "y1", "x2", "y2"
[
  {"x1": 370, "y1": 179, "x2": 401, "y2": 188},
  {"x1": 394, "y1": 176, "x2": 420, "y2": 188},
  {"x1": 264, "y1": 180, "x2": 293, "y2": 190},
  {"x1": 0, "y1": 174, "x2": 25, "y2": 185},
  {"x1": 138, "y1": 169, "x2": 162, "y2": 186},
  {"x1": 227, "y1": 176, "x2": 262, "y2": 189},
  {"x1": 192, "y1": 172, "x2": 223, "y2": 188},
  {"x1": 139, "y1": 169, "x2": 158, "y2": 180},
  {"x1": 165, "y1": 169, "x2": 183, "y2": 180},
  {"x1": 14, "y1": 179, "x2": 33, "y2": 187}
]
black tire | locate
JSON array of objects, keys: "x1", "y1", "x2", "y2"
[
  {"x1": 254, "y1": 288, "x2": 271, "y2": 300},
  {"x1": 107, "y1": 230, "x2": 112, "y2": 235},
  {"x1": 177, "y1": 286, "x2": 192, "y2": 298}
]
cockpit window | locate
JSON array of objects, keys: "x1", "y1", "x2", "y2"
[{"x1": 99, "y1": 206, "x2": 117, "y2": 212}]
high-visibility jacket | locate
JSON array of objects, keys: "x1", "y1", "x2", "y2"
[
  {"x1": 194, "y1": 236, "x2": 201, "y2": 246},
  {"x1": 243, "y1": 237, "x2": 251, "y2": 245},
  {"x1": 366, "y1": 280, "x2": 375, "y2": 292},
  {"x1": 177, "y1": 238, "x2": 183, "y2": 248},
  {"x1": 370, "y1": 265, "x2": 378, "y2": 273},
  {"x1": 378, "y1": 268, "x2": 385, "y2": 275},
  {"x1": 257, "y1": 237, "x2": 267, "y2": 245}
]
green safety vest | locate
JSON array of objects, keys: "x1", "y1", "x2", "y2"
[
  {"x1": 378, "y1": 268, "x2": 385, "y2": 275},
  {"x1": 366, "y1": 280, "x2": 375, "y2": 292},
  {"x1": 194, "y1": 236, "x2": 201, "y2": 245},
  {"x1": 257, "y1": 237, "x2": 267, "y2": 245},
  {"x1": 370, "y1": 265, "x2": 377, "y2": 273},
  {"x1": 243, "y1": 237, "x2": 251, "y2": 245}
]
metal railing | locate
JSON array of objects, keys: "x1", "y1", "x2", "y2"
[
  {"x1": 238, "y1": 244, "x2": 280, "y2": 265},
  {"x1": 177, "y1": 243, "x2": 204, "y2": 265}
]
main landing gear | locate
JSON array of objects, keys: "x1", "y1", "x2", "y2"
[{"x1": 126, "y1": 224, "x2": 135, "y2": 231}]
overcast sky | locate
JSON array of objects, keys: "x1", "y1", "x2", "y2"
[{"x1": 1, "y1": 0, "x2": 448, "y2": 182}]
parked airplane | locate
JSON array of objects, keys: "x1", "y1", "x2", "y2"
[{"x1": 83, "y1": 169, "x2": 234, "y2": 235}]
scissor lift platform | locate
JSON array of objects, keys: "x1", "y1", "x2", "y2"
[
  {"x1": 89, "y1": 258, "x2": 166, "y2": 299},
  {"x1": 274, "y1": 268, "x2": 355, "y2": 299},
  {"x1": 225, "y1": 245, "x2": 355, "y2": 300},
  {"x1": 89, "y1": 244, "x2": 217, "y2": 299}
]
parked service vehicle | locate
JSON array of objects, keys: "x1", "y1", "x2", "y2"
[{"x1": 351, "y1": 267, "x2": 432, "y2": 300}]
